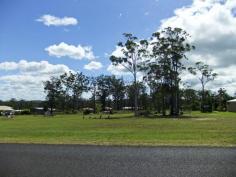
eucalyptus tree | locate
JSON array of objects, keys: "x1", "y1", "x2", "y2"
[
  {"x1": 216, "y1": 88, "x2": 231, "y2": 111},
  {"x1": 96, "y1": 75, "x2": 112, "y2": 111},
  {"x1": 126, "y1": 81, "x2": 146, "y2": 110},
  {"x1": 60, "y1": 72, "x2": 72, "y2": 112},
  {"x1": 145, "y1": 27, "x2": 195, "y2": 116},
  {"x1": 89, "y1": 77, "x2": 98, "y2": 113},
  {"x1": 188, "y1": 61, "x2": 217, "y2": 112},
  {"x1": 143, "y1": 63, "x2": 169, "y2": 116},
  {"x1": 110, "y1": 33, "x2": 149, "y2": 116},
  {"x1": 44, "y1": 76, "x2": 62, "y2": 115},
  {"x1": 110, "y1": 76, "x2": 126, "y2": 110},
  {"x1": 60, "y1": 72, "x2": 89, "y2": 112},
  {"x1": 181, "y1": 88, "x2": 200, "y2": 112}
]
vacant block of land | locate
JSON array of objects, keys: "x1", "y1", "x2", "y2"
[{"x1": 0, "y1": 112, "x2": 235, "y2": 147}]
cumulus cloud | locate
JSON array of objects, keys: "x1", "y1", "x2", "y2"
[
  {"x1": 0, "y1": 60, "x2": 73, "y2": 100},
  {"x1": 107, "y1": 64, "x2": 128, "y2": 76},
  {"x1": 107, "y1": 46, "x2": 131, "y2": 75},
  {"x1": 0, "y1": 61, "x2": 18, "y2": 70},
  {"x1": 36, "y1": 14, "x2": 78, "y2": 26},
  {"x1": 45, "y1": 42, "x2": 95, "y2": 60},
  {"x1": 84, "y1": 61, "x2": 103, "y2": 70},
  {"x1": 160, "y1": 0, "x2": 236, "y2": 67},
  {"x1": 0, "y1": 60, "x2": 70, "y2": 75},
  {"x1": 106, "y1": 63, "x2": 146, "y2": 82},
  {"x1": 158, "y1": 0, "x2": 236, "y2": 95}
]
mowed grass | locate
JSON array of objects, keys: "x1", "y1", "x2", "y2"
[{"x1": 0, "y1": 111, "x2": 235, "y2": 147}]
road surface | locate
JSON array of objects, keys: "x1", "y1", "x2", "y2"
[{"x1": 0, "y1": 144, "x2": 235, "y2": 177}]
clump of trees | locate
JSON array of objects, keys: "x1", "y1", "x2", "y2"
[
  {"x1": 41, "y1": 27, "x2": 233, "y2": 117},
  {"x1": 110, "y1": 27, "x2": 195, "y2": 116}
]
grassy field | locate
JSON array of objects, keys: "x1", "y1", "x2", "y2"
[{"x1": 0, "y1": 111, "x2": 235, "y2": 147}]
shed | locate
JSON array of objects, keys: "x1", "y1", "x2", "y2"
[
  {"x1": 227, "y1": 99, "x2": 236, "y2": 112},
  {"x1": 30, "y1": 107, "x2": 45, "y2": 115}
]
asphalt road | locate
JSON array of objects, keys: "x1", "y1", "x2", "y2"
[{"x1": 0, "y1": 144, "x2": 235, "y2": 177}]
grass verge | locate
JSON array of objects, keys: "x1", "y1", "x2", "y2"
[{"x1": 0, "y1": 111, "x2": 235, "y2": 147}]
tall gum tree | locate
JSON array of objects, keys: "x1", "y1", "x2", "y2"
[
  {"x1": 44, "y1": 76, "x2": 62, "y2": 115},
  {"x1": 110, "y1": 33, "x2": 148, "y2": 116},
  {"x1": 188, "y1": 61, "x2": 217, "y2": 112}
]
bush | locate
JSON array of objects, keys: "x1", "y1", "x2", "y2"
[
  {"x1": 82, "y1": 108, "x2": 94, "y2": 115},
  {"x1": 202, "y1": 105, "x2": 213, "y2": 113},
  {"x1": 138, "y1": 110, "x2": 151, "y2": 117},
  {"x1": 21, "y1": 110, "x2": 31, "y2": 115},
  {"x1": 14, "y1": 110, "x2": 31, "y2": 115},
  {"x1": 72, "y1": 110, "x2": 78, "y2": 114}
]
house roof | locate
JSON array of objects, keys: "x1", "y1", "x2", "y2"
[
  {"x1": 0, "y1": 106, "x2": 14, "y2": 111},
  {"x1": 227, "y1": 99, "x2": 236, "y2": 103}
]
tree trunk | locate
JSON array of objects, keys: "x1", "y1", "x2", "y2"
[
  {"x1": 134, "y1": 74, "x2": 138, "y2": 117},
  {"x1": 176, "y1": 86, "x2": 180, "y2": 115},
  {"x1": 93, "y1": 93, "x2": 96, "y2": 114},
  {"x1": 161, "y1": 88, "x2": 166, "y2": 116},
  {"x1": 170, "y1": 83, "x2": 174, "y2": 116},
  {"x1": 201, "y1": 85, "x2": 205, "y2": 112},
  {"x1": 174, "y1": 80, "x2": 180, "y2": 116},
  {"x1": 50, "y1": 97, "x2": 54, "y2": 116}
]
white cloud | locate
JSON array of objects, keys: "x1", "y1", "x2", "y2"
[
  {"x1": 36, "y1": 14, "x2": 78, "y2": 26},
  {"x1": 159, "y1": 0, "x2": 236, "y2": 95},
  {"x1": 45, "y1": 42, "x2": 95, "y2": 60},
  {"x1": 0, "y1": 60, "x2": 73, "y2": 100},
  {"x1": 160, "y1": 0, "x2": 236, "y2": 68},
  {"x1": 107, "y1": 46, "x2": 131, "y2": 75},
  {"x1": 0, "y1": 61, "x2": 18, "y2": 70},
  {"x1": 107, "y1": 64, "x2": 144, "y2": 82},
  {"x1": 84, "y1": 61, "x2": 103, "y2": 70},
  {"x1": 0, "y1": 60, "x2": 70, "y2": 75},
  {"x1": 107, "y1": 64, "x2": 128, "y2": 76}
]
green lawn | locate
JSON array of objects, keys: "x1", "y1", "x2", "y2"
[{"x1": 0, "y1": 111, "x2": 235, "y2": 147}]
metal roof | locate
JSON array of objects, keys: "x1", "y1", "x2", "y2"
[
  {"x1": 227, "y1": 99, "x2": 236, "y2": 103},
  {"x1": 0, "y1": 106, "x2": 14, "y2": 111}
]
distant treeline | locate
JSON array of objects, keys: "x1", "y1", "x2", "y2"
[{"x1": 0, "y1": 86, "x2": 233, "y2": 115}]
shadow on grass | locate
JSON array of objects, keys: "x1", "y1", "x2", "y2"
[
  {"x1": 138, "y1": 115, "x2": 199, "y2": 119},
  {"x1": 83, "y1": 114, "x2": 135, "y2": 120},
  {"x1": 82, "y1": 113, "x2": 201, "y2": 120}
]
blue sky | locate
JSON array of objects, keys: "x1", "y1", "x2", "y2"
[
  {"x1": 1, "y1": 0, "x2": 236, "y2": 100},
  {"x1": 0, "y1": 0, "x2": 191, "y2": 76}
]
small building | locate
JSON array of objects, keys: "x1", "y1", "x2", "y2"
[
  {"x1": 30, "y1": 107, "x2": 45, "y2": 115},
  {"x1": 30, "y1": 107, "x2": 56, "y2": 115},
  {"x1": 227, "y1": 99, "x2": 236, "y2": 112},
  {"x1": 0, "y1": 106, "x2": 14, "y2": 116},
  {"x1": 0, "y1": 106, "x2": 14, "y2": 112}
]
